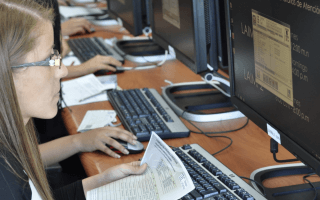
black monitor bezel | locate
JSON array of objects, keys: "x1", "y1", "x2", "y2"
[
  {"x1": 148, "y1": 0, "x2": 208, "y2": 74},
  {"x1": 107, "y1": 0, "x2": 143, "y2": 36},
  {"x1": 225, "y1": 0, "x2": 320, "y2": 175}
]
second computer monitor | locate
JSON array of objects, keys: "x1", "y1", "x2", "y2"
[
  {"x1": 150, "y1": 0, "x2": 212, "y2": 74},
  {"x1": 107, "y1": 0, "x2": 150, "y2": 36}
]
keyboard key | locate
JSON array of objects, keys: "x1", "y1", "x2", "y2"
[
  {"x1": 214, "y1": 183, "x2": 227, "y2": 194},
  {"x1": 220, "y1": 176, "x2": 231, "y2": 184},
  {"x1": 152, "y1": 124, "x2": 163, "y2": 134},
  {"x1": 235, "y1": 189, "x2": 247, "y2": 197},
  {"x1": 204, "y1": 184, "x2": 214, "y2": 190},
  {"x1": 126, "y1": 118, "x2": 135, "y2": 126},
  {"x1": 147, "y1": 116, "x2": 156, "y2": 123},
  {"x1": 243, "y1": 195, "x2": 255, "y2": 200},
  {"x1": 172, "y1": 147, "x2": 180, "y2": 152},
  {"x1": 182, "y1": 194, "x2": 195, "y2": 200},
  {"x1": 200, "y1": 188, "x2": 219, "y2": 198},
  {"x1": 182, "y1": 144, "x2": 192, "y2": 150},
  {"x1": 228, "y1": 182, "x2": 240, "y2": 190},
  {"x1": 211, "y1": 168, "x2": 223, "y2": 176},
  {"x1": 208, "y1": 179, "x2": 219, "y2": 186},
  {"x1": 163, "y1": 114, "x2": 174, "y2": 122},
  {"x1": 212, "y1": 194, "x2": 227, "y2": 200},
  {"x1": 189, "y1": 190, "x2": 203, "y2": 200},
  {"x1": 196, "y1": 186, "x2": 205, "y2": 193}
]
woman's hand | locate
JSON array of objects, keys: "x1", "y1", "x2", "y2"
[
  {"x1": 73, "y1": 127, "x2": 138, "y2": 158},
  {"x1": 61, "y1": 18, "x2": 93, "y2": 36},
  {"x1": 102, "y1": 161, "x2": 148, "y2": 184},
  {"x1": 82, "y1": 161, "x2": 148, "y2": 196}
]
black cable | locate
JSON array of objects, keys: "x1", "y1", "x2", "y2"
[
  {"x1": 139, "y1": 36, "x2": 162, "y2": 65},
  {"x1": 270, "y1": 139, "x2": 299, "y2": 163},
  {"x1": 272, "y1": 152, "x2": 299, "y2": 163},
  {"x1": 211, "y1": 136, "x2": 233, "y2": 156},
  {"x1": 239, "y1": 176, "x2": 267, "y2": 197},
  {"x1": 303, "y1": 173, "x2": 318, "y2": 200},
  {"x1": 180, "y1": 111, "x2": 235, "y2": 156},
  {"x1": 121, "y1": 35, "x2": 163, "y2": 68}
]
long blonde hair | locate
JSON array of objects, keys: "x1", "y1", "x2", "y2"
[{"x1": 0, "y1": 0, "x2": 55, "y2": 199}]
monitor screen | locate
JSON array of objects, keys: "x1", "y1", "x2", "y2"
[
  {"x1": 228, "y1": 0, "x2": 320, "y2": 173},
  {"x1": 107, "y1": 0, "x2": 147, "y2": 36},
  {"x1": 150, "y1": 0, "x2": 209, "y2": 74},
  {"x1": 153, "y1": 0, "x2": 195, "y2": 63}
]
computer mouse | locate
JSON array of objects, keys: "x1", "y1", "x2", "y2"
[
  {"x1": 106, "y1": 139, "x2": 144, "y2": 154},
  {"x1": 90, "y1": 27, "x2": 96, "y2": 33},
  {"x1": 94, "y1": 65, "x2": 125, "y2": 75},
  {"x1": 84, "y1": 27, "x2": 96, "y2": 34}
]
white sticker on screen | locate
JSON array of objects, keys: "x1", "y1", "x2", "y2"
[
  {"x1": 168, "y1": 45, "x2": 176, "y2": 59},
  {"x1": 267, "y1": 124, "x2": 281, "y2": 144}
]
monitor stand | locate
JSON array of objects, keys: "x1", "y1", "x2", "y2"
[
  {"x1": 113, "y1": 39, "x2": 175, "y2": 63},
  {"x1": 250, "y1": 163, "x2": 320, "y2": 199},
  {"x1": 161, "y1": 72, "x2": 245, "y2": 122}
]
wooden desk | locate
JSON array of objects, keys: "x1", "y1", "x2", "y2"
[{"x1": 62, "y1": 29, "x2": 316, "y2": 191}]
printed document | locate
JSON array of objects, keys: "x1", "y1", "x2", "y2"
[
  {"x1": 61, "y1": 74, "x2": 117, "y2": 107},
  {"x1": 87, "y1": 132, "x2": 194, "y2": 200},
  {"x1": 77, "y1": 110, "x2": 117, "y2": 132}
]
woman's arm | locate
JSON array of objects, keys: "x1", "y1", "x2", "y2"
[{"x1": 39, "y1": 127, "x2": 138, "y2": 166}]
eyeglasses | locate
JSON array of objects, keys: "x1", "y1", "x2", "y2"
[{"x1": 11, "y1": 50, "x2": 61, "y2": 69}]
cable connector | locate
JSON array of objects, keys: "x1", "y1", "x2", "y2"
[{"x1": 270, "y1": 138, "x2": 299, "y2": 163}]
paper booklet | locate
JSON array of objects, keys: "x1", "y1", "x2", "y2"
[{"x1": 87, "y1": 132, "x2": 195, "y2": 200}]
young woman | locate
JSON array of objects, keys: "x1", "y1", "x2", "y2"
[{"x1": 0, "y1": 0, "x2": 147, "y2": 199}]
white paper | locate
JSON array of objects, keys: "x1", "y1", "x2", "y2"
[
  {"x1": 61, "y1": 74, "x2": 116, "y2": 108},
  {"x1": 97, "y1": 74, "x2": 117, "y2": 88},
  {"x1": 62, "y1": 56, "x2": 81, "y2": 66},
  {"x1": 77, "y1": 110, "x2": 117, "y2": 132},
  {"x1": 59, "y1": 6, "x2": 104, "y2": 19},
  {"x1": 87, "y1": 132, "x2": 194, "y2": 200}
]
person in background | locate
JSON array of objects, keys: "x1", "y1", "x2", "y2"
[{"x1": 0, "y1": 0, "x2": 147, "y2": 199}]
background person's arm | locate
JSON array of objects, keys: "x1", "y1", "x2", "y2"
[{"x1": 64, "y1": 55, "x2": 121, "y2": 78}]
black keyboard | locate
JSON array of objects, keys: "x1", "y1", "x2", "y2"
[
  {"x1": 175, "y1": 144, "x2": 267, "y2": 200},
  {"x1": 107, "y1": 88, "x2": 190, "y2": 141},
  {"x1": 67, "y1": 37, "x2": 124, "y2": 63}
]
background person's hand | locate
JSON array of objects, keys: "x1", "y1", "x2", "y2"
[
  {"x1": 61, "y1": 18, "x2": 93, "y2": 36},
  {"x1": 102, "y1": 161, "x2": 148, "y2": 184},
  {"x1": 64, "y1": 55, "x2": 122, "y2": 78},
  {"x1": 73, "y1": 127, "x2": 138, "y2": 158},
  {"x1": 80, "y1": 55, "x2": 121, "y2": 73}
]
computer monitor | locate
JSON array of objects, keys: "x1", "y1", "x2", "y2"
[
  {"x1": 227, "y1": 0, "x2": 320, "y2": 176},
  {"x1": 149, "y1": 0, "x2": 211, "y2": 74},
  {"x1": 152, "y1": 0, "x2": 244, "y2": 122},
  {"x1": 107, "y1": 0, "x2": 150, "y2": 36},
  {"x1": 208, "y1": 0, "x2": 229, "y2": 71}
]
